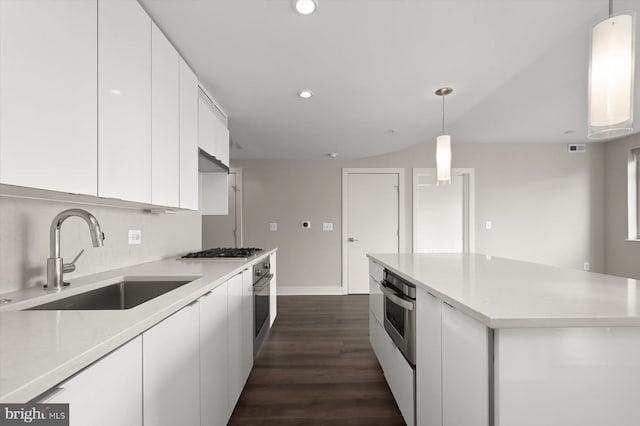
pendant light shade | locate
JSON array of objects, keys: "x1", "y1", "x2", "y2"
[
  {"x1": 588, "y1": 11, "x2": 636, "y2": 139},
  {"x1": 435, "y1": 87, "x2": 453, "y2": 185},
  {"x1": 436, "y1": 135, "x2": 452, "y2": 183}
]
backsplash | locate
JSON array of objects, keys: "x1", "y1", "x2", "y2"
[{"x1": 0, "y1": 195, "x2": 202, "y2": 294}]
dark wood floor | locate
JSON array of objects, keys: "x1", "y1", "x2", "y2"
[{"x1": 229, "y1": 295, "x2": 405, "y2": 425}]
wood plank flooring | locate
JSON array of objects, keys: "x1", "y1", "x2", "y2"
[{"x1": 229, "y1": 295, "x2": 406, "y2": 425}]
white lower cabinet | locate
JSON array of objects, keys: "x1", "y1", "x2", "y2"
[
  {"x1": 416, "y1": 289, "x2": 442, "y2": 426},
  {"x1": 200, "y1": 282, "x2": 230, "y2": 426},
  {"x1": 369, "y1": 311, "x2": 415, "y2": 426},
  {"x1": 441, "y1": 303, "x2": 489, "y2": 426},
  {"x1": 228, "y1": 272, "x2": 253, "y2": 414},
  {"x1": 143, "y1": 302, "x2": 200, "y2": 426},
  {"x1": 38, "y1": 336, "x2": 142, "y2": 426}
]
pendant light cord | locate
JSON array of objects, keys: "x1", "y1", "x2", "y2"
[
  {"x1": 442, "y1": 95, "x2": 445, "y2": 134},
  {"x1": 609, "y1": 0, "x2": 613, "y2": 18}
]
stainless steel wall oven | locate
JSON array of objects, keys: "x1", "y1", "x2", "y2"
[
  {"x1": 253, "y1": 259, "x2": 272, "y2": 358},
  {"x1": 382, "y1": 270, "x2": 416, "y2": 366}
]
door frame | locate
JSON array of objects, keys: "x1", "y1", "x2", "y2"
[
  {"x1": 229, "y1": 167, "x2": 243, "y2": 247},
  {"x1": 342, "y1": 168, "x2": 406, "y2": 295},
  {"x1": 412, "y1": 168, "x2": 475, "y2": 253}
]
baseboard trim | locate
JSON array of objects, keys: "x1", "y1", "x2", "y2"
[{"x1": 277, "y1": 286, "x2": 345, "y2": 296}]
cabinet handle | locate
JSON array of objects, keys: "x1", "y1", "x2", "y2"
[
  {"x1": 186, "y1": 300, "x2": 199, "y2": 308},
  {"x1": 200, "y1": 291, "x2": 212, "y2": 299},
  {"x1": 35, "y1": 386, "x2": 65, "y2": 403}
]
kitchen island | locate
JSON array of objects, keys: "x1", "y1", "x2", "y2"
[
  {"x1": 0, "y1": 248, "x2": 277, "y2": 426},
  {"x1": 368, "y1": 253, "x2": 640, "y2": 426}
]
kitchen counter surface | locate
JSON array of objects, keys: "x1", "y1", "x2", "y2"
[
  {"x1": 368, "y1": 253, "x2": 640, "y2": 329},
  {"x1": 0, "y1": 249, "x2": 276, "y2": 403}
]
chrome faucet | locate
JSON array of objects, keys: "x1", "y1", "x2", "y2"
[{"x1": 46, "y1": 209, "x2": 105, "y2": 290}]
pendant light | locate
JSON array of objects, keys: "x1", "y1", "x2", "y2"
[
  {"x1": 588, "y1": 0, "x2": 636, "y2": 139},
  {"x1": 435, "y1": 87, "x2": 453, "y2": 185}
]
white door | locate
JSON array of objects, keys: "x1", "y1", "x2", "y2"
[
  {"x1": 413, "y1": 168, "x2": 475, "y2": 254},
  {"x1": 202, "y1": 169, "x2": 242, "y2": 248},
  {"x1": 344, "y1": 169, "x2": 404, "y2": 294}
]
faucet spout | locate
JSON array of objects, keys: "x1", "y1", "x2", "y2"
[{"x1": 47, "y1": 209, "x2": 105, "y2": 290}]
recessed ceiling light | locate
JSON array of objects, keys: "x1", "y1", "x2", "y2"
[
  {"x1": 298, "y1": 90, "x2": 313, "y2": 99},
  {"x1": 293, "y1": 0, "x2": 317, "y2": 15}
]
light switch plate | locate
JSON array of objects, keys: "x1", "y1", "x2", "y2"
[
  {"x1": 485, "y1": 221, "x2": 492, "y2": 230},
  {"x1": 269, "y1": 223, "x2": 278, "y2": 232},
  {"x1": 323, "y1": 222, "x2": 333, "y2": 231},
  {"x1": 128, "y1": 230, "x2": 142, "y2": 245}
]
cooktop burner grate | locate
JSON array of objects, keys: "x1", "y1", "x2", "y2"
[{"x1": 181, "y1": 247, "x2": 264, "y2": 259}]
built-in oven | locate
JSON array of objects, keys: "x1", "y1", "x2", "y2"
[
  {"x1": 253, "y1": 259, "x2": 272, "y2": 358},
  {"x1": 382, "y1": 270, "x2": 416, "y2": 366}
]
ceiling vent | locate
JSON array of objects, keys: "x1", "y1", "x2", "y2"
[{"x1": 568, "y1": 144, "x2": 586, "y2": 153}]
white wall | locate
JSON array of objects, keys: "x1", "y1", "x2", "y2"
[
  {"x1": 604, "y1": 132, "x2": 640, "y2": 279},
  {"x1": 0, "y1": 195, "x2": 201, "y2": 294},
  {"x1": 234, "y1": 141, "x2": 605, "y2": 290}
]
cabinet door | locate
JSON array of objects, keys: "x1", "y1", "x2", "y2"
[
  {"x1": 442, "y1": 304, "x2": 489, "y2": 426},
  {"x1": 269, "y1": 253, "x2": 277, "y2": 326},
  {"x1": 200, "y1": 172, "x2": 229, "y2": 215},
  {"x1": 143, "y1": 303, "x2": 200, "y2": 426},
  {"x1": 369, "y1": 277, "x2": 383, "y2": 324},
  {"x1": 39, "y1": 337, "x2": 142, "y2": 426},
  {"x1": 242, "y1": 269, "x2": 254, "y2": 382},
  {"x1": 0, "y1": 0, "x2": 97, "y2": 196},
  {"x1": 151, "y1": 23, "x2": 179, "y2": 207},
  {"x1": 198, "y1": 95, "x2": 216, "y2": 156},
  {"x1": 416, "y1": 289, "x2": 442, "y2": 426},
  {"x1": 227, "y1": 273, "x2": 245, "y2": 413},
  {"x1": 200, "y1": 283, "x2": 229, "y2": 426},
  {"x1": 98, "y1": 0, "x2": 151, "y2": 203},
  {"x1": 179, "y1": 59, "x2": 199, "y2": 210},
  {"x1": 213, "y1": 114, "x2": 230, "y2": 166}
]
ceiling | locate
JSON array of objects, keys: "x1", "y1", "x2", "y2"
[{"x1": 139, "y1": 0, "x2": 640, "y2": 160}]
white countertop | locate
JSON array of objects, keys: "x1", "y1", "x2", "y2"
[
  {"x1": 0, "y1": 249, "x2": 276, "y2": 403},
  {"x1": 368, "y1": 253, "x2": 640, "y2": 329}
]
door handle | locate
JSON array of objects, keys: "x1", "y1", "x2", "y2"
[{"x1": 348, "y1": 237, "x2": 359, "y2": 242}]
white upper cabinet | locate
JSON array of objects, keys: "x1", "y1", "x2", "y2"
[
  {"x1": 179, "y1": 59, "x2": 199, "y2": 210},
  {"x1": 198, "y1": 89, "x2": 230, "y2": 167},
  {"x1": 198, "y1": 93, "x2": 217, "y2": 157},
  {"x1": 151, "y1": 23, "x2": 180, "y2": 208},
  {"x1": 98, "y1": 0, "x2": 152, "y2": 204},
  {"x1": 213, "y1": 112, "x2": 230, "y2": 166},
  {"x1": 0, "y1": 0, "x2": 97, "y2": 196}
]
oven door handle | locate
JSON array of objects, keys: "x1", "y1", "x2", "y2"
[
  {"x1": 253, "y1": 273, "x2": 273, "y2": 291},
  {"x1": 380, "y1": 283, "x2": 414, "y2": 311}
]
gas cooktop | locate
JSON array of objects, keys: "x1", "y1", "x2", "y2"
[{"x1": 181, "y1": 247, "x2": 264, "y2": 260}]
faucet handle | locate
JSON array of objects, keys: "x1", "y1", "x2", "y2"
[{"x1": 63, "y1": 249, "x2": 85, "y2": 273}]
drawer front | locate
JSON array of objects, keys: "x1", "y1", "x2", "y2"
[
  {"x1": 385, "y1": 342, "x2": 416, "y2": 426},
  {"x1": 369, "y1": 277, "x2": 384, "y2": 323},
  {"x1": 369, "y1": 260, "x2": 384, "y2": 283}
]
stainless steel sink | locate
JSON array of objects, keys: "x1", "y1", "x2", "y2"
[{"x1": 27, "y1": 280, "x2": 192, "y2": 311}]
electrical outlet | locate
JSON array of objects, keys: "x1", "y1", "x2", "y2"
[
  {"x1": 323, "y1": 222, "x2": 334, "y2": 231},
  {"x1": 583, "y1": 262, "x2": 590, "y2": 271},
  {"x1": 128, "y1": 230, "x2": 142, "y2": 245},
  {"x1": 269, "y1": 223, "x2": 278, "y2": 232}
]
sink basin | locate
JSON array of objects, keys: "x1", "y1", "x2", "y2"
[{"x1": 27, "y1": 280, "x2": 193, "y2": 311}]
